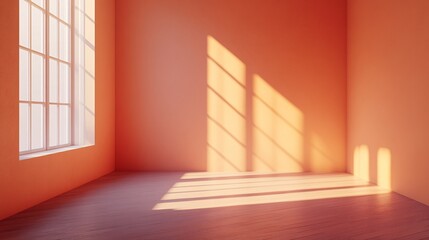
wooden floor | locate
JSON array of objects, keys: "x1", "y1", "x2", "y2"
[{"x1": 1, "y1": 172, "x2": 429, "y2": 240}]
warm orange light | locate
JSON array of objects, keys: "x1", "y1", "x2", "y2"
[
  {"x1": 253, "y1": 75, "x2": 303, "y2": 131},
  {"x1": 252, "y1": 75, "x2": 303, "y2": 172},
  {"x1": 153, "y1": 173, "x2": 389, "y2": 210},
  {"x1": 252, "y1": 127, "x2": 303, "y2": 172},
  {"x1": 177, "y1": 173, "x2": 353, "y2": 186},
  {"x1": 353, "y1": 145, "x2": 370, "y2": 181},
  {"x1": 206, "y1": 37, "x2": 308, "y2": 173},
  {"x1": 207, "y1": 88, "x2": 245, "y2": 144},
  {"x1": 377, "y1": 148, "x2": 391, "y2": 190},
  {"x1": 207, "y1": 118, "x2": 246, "y2": 172},
  {"x1": 207, "y1": 36, "x2": 245, "y2": 85},
  {"x1": 162, "y1": 179, "x2": 369, "y2": 200},
  {"x1": 181, "y1": 171, "x2": 270, "y2": 179},
  {"x1": 207, "y1": 36, "x2": 246, "y2": 172},
  {"x1": 207, "y1": 59, "x2": 245, "y2": 115}
]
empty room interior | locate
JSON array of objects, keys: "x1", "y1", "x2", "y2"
[{"x1": 1, "y1": 0, "x2": 429, "y2": 239}]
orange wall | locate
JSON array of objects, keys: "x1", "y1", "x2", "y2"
[
  {"x1": 0, "y1": 0, "x2": 116, "y2": 220},
  {"x1": 348, "y1": 0, "x2": 429, "y2": 205},
  {"x1": 116, "y1": 0, "x2": 347, "y2": 172}
]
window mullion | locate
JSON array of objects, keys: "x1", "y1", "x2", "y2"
[
  {"x1": 70, "y1": 0, "x2": 75, "y2": 145},
  {"x1": 29, "y1": 1, "x2": 33, "y2": 151},
  {"x1": 45, "y1": 0, "x2": 50, "y2": 150},
  {"x1": 57, "y1": 3, "x2": 60, "y2": 147}
]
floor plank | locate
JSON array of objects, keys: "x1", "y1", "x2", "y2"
[{"x1": 1, "y1": 172, "x2": 428, "y2": 239}]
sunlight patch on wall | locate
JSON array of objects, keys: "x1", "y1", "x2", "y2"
[
  {"x1": 207, "y1": 89, "x2": 245, "y2": 144},
  {"x1": 207, "y1": 36, "x2": 246, "y2": 171},
  {"x1": 207, "y1": 119, "x2": 246, "y2": 171},
  {"x1": 377, "y1": 148, "x2": 391, "y2": 190},
  {"x1": 353, "y1": 145, "x2": 370, "y2": 181},
  {"x1": 207, "y1": 36, "x2": 245, "y2": 85},
  {"x1": 206, "y1": 36, "x2": 307, "y2": 172},
  {"x1": 207, "y1": 59, "x2": 245, "y2": 115},
  {"x1": 253, "y1": 75, "x2": 303, "y2": 131},
  {"x1": 252, "y1": 75, "x2": 304, "y2": 172}
]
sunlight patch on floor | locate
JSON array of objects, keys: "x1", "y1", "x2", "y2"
[{"x1": 153, "y1": 173, "x2": 390, "y2": 210}]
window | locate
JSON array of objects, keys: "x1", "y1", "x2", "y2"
[{"x1": 19, "y1": 0, "x2": 95, "y2": 158}]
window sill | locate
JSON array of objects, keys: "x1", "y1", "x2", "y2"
[{"x1": 19, "y1": 144, "x2": 94, "y2": 161}]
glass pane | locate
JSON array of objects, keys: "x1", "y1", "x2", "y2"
[
  {"x1": 59, "y1": 105, "x2": 70, "y2": 145},
  {"x1": 49, "y1": 16, "x2": 58, "y2": 58},
  {"x1": 59, "y1": 62, "x2": 70, "y2": 103},
  {"x1": 31, "y1": 104, "x2": 44, "y2": 150},
  {"x1": 85, "y1": 15, "x2": 95, "y2": 47},
  {"x1": 19, "y1": 49, "x2": 30, "y2": 101},
  {"x1": 31, "y1": 53, "x2": 45, "y2": 102},
  {"x1": 49, "y1": 104, "x2": 59, "y2": 147},
  {"x1": 31, "y1": 5, "x2": 45, "y2": 53},
  {"x1": 85, "y1": 0, "x2": 95, "y2": 21},
  {"x1": 49, "y1": 0, "x2": 58, "y2": 17},
  {"x1": 19, "y1": 0, "x2": 30, "y2": 48},
  {"x1": 49, "y1": 59, "x2": 58, "y2": 102},
  {"x1": 32, "y1": 0, "x2": 45, "y2": 8},
  {"x1": 59, "y1": 22, "x2": 70, "y2": 62},
  {"x1": 59, "y1": 0, "x2": 70, "y2": 24},
  {"x1": 19, "y1": 103, "x2": 30, "y2": 152}
]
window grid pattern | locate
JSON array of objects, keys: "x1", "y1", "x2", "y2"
[{"x1": 19, "y1": 0, "x2": 74, "y2": 155}]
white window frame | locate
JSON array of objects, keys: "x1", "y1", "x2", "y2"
[{"x1": 19, "y1": 0, "x2": 95, "y2": 159}]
